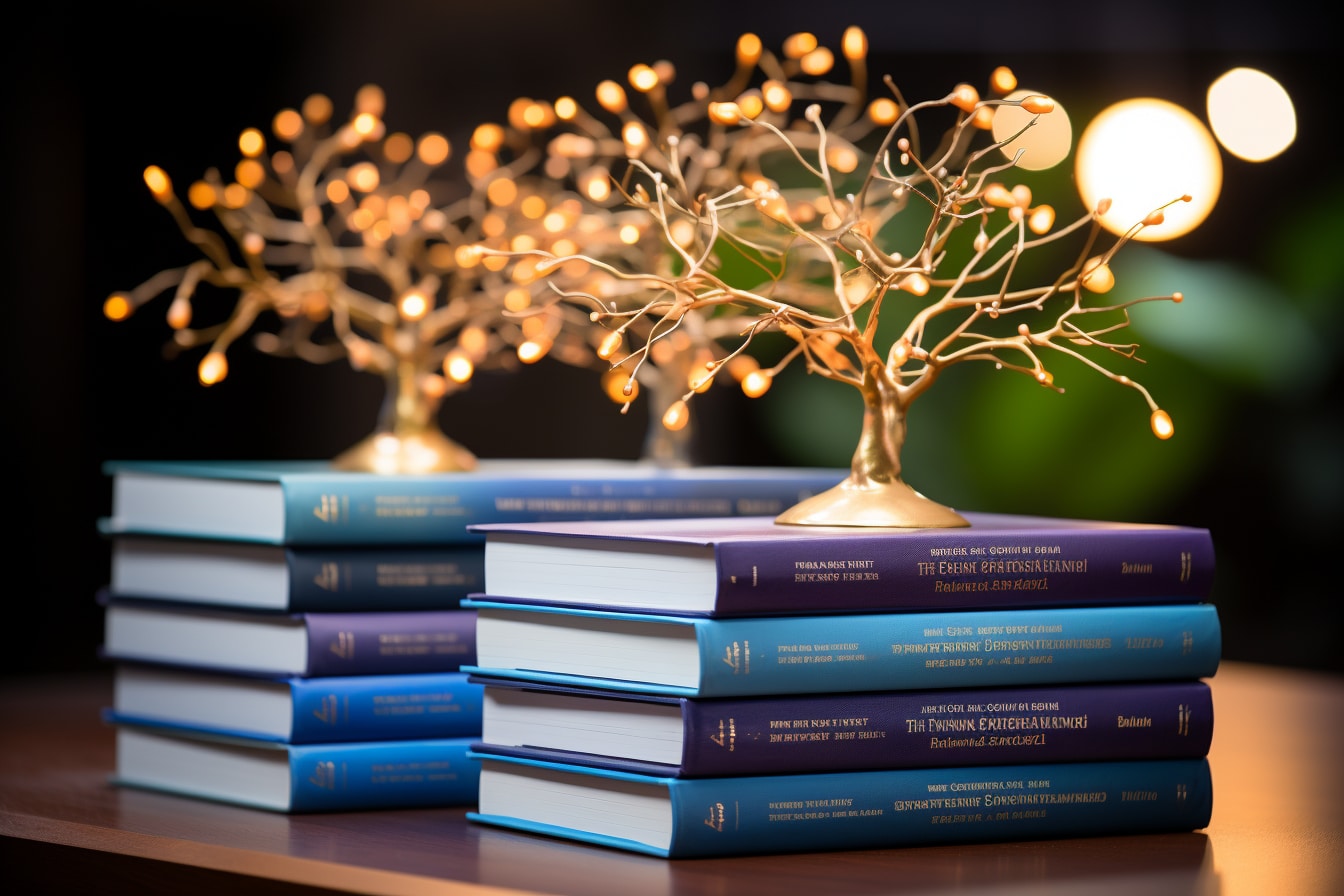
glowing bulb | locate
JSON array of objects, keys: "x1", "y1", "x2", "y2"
[
  {"x1": 187, "y1": 181, "x2": 215, "y2": 209},
  {"x1": 399, "y1": 290, "x2": 430, "y2": 320},
  {"x1": 662, "y1": 399, "x2": 690, "y2": 431},
  {"x1": 1207, "y1": 67, "x2": 1296, "y2": 162},
  {"x1": 992, "y1": 90, "x2": 1071, "y2": 171},
  {"x1": 741, "y1": 370, "x2": 772, "y2": 398},
  {"x1": 899, "y1": 272, "x2": 929, "y2": 295},
  {"x1": 629, "y1": 64, "x2": 659, "y2": 92},
  {"x1": 238, "y1": 127, "x2": 265, "y2": 158},
  {"x1": 273, "y1": 108, "x2": 303, "y2": 141},
  {"x1": 1075, "y1": 98, "x2": 1221, "y2": 241},
  {"x1": 143, "y1": 165, "x2": 173, "y2": 203},
  {"x1": 1080, "y1": 257, "x2": 1115, "y2": 293},
  {"x1": 103, "y1": 293, "x2": 132, "y2": 321},
  {"x1": 597, "y1": 331, "x2": 623, "y2": 360},
  {"x1": 517, "y1": 340, "x2": 546, "y2": 364},
  {"x1": 198, "y1": 352, "x2": 228, "y2": 386},
  {"x1": 1151, "y1": 409, "x2": 1174, "y2": 440},
  {"x1": 990, "y1": 66, "x2": 1017, "y2": 95},
  {"x1": 418, "y1": 133, "x2": 451, "y2": 165},
  {"x1": 595, "y1": 80, "x2": 627, "y2": 114},
  {"x1": 603, "y1": 369, "x2": 638, "y2": 403},
  {"x1": 444, "y1": 352, "x2": 474, "y2": 383},
  {"x1": 950, "y1": 83, "x2": 979, "y2": 113}
]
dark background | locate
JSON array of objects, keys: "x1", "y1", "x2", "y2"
[{"x1": 6, "y1": 1, "x2": 1339, "y2": 678}]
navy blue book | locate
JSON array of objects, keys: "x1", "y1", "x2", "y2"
[
  {"x1": 469, "y1": 753, "x2": 1213, "y2": 858},
  {"x1": 110, "y1": 663, "x2": 483, "y2": 743},
  {"x1": 112, "y1": 722, "x2": 480, "y2": 812},
  {"x1": 471, "y1": 677, "x2": 1213, "y2": 777},
  {"x1": 468, "y1": 512, "x2": 1214, "y2": 616},
  {"x1": 101, "y1": 458, "x2": 845, "y2": 546},
  {"x1": 101, "y1": 598, "x2": 475, "y2": 677}
]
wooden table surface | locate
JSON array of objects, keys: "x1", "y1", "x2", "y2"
[{"x1": 2, "y1": 660, "x2": 1341, "y2": 895}]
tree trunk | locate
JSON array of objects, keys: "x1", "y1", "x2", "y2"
[
  {"x1": 775, "y1": 364, "x2": 968, "y2": 528},
  {"x1": 331, "y1": 360, "x2": 477, "y2": 473}
]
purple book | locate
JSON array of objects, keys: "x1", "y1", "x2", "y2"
[
  {"x1": 469, "y1": 511, "x2": 1214, "y2": 616},
  {"x1": 471, "y1": 677, "x2": 1213, "y2": 777},
  {"x1": 101, "y1": 597, "x2": 475, "y2": 677}
]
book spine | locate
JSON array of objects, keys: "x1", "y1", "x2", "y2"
[
  {"x1": 693, "y1": 604, "x2": 1220, "y2": 697},
  {"x1": 286, "y1": 547, "x2": 484, "y2": 611},
  {"x1": 289, "y1": 673, "x2": 484, "y2": 742},
  {"x1": 679, "y1": 681, "x2": 1212, "y2": 775},
  {"x1": 289, "y1": 738, "x2": 480, "y2": 811},
  {"x1": 712, "y1": 527, "x2": 1215, "y2": 613},
  {"x1": 304, "y1": 611, "x2": 477, "y2": 676},
  {"x1": 278, "y1": 474, "x2": 841, "y2": 544},
  {"x1": 665, "y1": 757, "x2": 1211, "y2": 857}
]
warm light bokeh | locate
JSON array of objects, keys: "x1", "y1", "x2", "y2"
[
  {"x1": 992, "y1": 89, "x2": 1071, "y2": 171},
  {"x1": 1075, "y1": 98, "x2": 1222, "y2": 241},
  {"x1": 1207, "y1": 67, "x2": 1296, "y2": 162}
]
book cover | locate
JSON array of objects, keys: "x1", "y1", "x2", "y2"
[
  {"x1": 104, "y1": 533, "x2": 484, "y2": 611},
  {"x1": 112, "y1": 722, "x2": 480, "y2": 812},
  {"x1": 101, "y1": 458, "x2": 845, "y2": 546},
  {"x1": 101, "y1": 598, "x2": 476, "y2": 677},
  {"x1": 469, "y1": 512, "x2": 1215, "y2": 616},
  {"x1": 470, "y1": 677, "x2": 1213, "y2": 776},
  {"x1": 468, "y1": 753, "x2": 1214, "y2": 858},
  {"x1": 463, "y1": 600, "x2": 1221, "y2": 697},
  {"x1": 110, "y1": 664, "x2": 483, "y2": 743}
]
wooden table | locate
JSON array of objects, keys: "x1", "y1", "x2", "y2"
[{"x1": 2, "y1": 661, "x2": 1341, "y2": 895}]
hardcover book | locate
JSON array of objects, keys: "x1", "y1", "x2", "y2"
[
  {"x1": 468, "y1": 753, "x2": 1214, "y2": 858},
  {"x1": 101, "y1": 598, "x2": 475, "y2": 677},
  {"x1": 105, "y1": 533, "x2": 484, "y2": 611},
  {"x1": 110, "y1": 663, "x2": 483, "y2": 743},
  {"x1": 463, "y1": 600, "x2": 1221, "y2": 697},
  {"x1": 470, "y1": 677, "x2": 1214, "y2": 777},
  {"x1": 101, "y1": 458, "x2": 845, "y2": 546},
  {"x1": 112, "y1": 722, "x2": 480, "y2": 812},
  {"x1": 469, "y1": 512, "x2": 1215, "y2": 616}
]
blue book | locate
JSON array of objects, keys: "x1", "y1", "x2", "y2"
[
  {"x1": 108, "y1": 664, "x2": 483, "y2": 743},
  {"x1": 111, "y1": 722, "x2": 480, "y2": 812},
  {"x1": 100, "y1": 458, "x2": 845, "y2": 546},
  {"x1": 104, "y1": 533, "x2": 484, "y2": 611},
  {"x1": 101, "y1": 598, "x2": 476, "y2": 677},
  {"x1": 468, "y1": 753, "x2": 1213, "y2": 858},
  {"x1": 463, "y1": 600, "x2": 1221, "y2": 697},
  {"x1": 471, "y1": 677, "x2": 1214, "y2": 777}
]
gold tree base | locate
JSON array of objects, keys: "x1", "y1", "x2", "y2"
[
  {"x1": 331, "y1": 427, "x2": 478, "y2": 474},
  {"x1": 775, "y1": 477, "x2": 970, "y2": 528}
]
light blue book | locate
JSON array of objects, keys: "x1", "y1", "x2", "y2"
[
  {"x1": 463, "y1": 600, "x2": 1221, "y2": 697},
  {"x1": 101, "y1": 458, "x2": 845, "y2": 545},
  {"x1": 469, "y1": 753, "x2": 1214, "y2": 858}
]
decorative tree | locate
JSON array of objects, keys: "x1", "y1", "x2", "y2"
[
  {"x1": 492, "y1": 50, "x2": 888, "y2": 466},
  {"x1": 104, "y1": 84, "x2": 598, "y2": 473},
  {"x1": 483, "y1": 28, "x2": 1188, "y2": 527}
]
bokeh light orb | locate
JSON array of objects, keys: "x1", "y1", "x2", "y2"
[
  {"x1": 1207, "y1": 67, "x2": 1296, "y2": 162},
  {"x1": 992, "y1": 89, "x2": 1072, "y2": 171},
  {"x1": 1075, "y1": 98, "x2": 1222, "y2": 241}
]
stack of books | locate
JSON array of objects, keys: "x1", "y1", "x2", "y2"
[
  {"x1": 460, "y1": 512, "x2": 1221, "y2": 857},
  {"x1": 96, "y1": 457, "x2": 845, "y2": 812}
]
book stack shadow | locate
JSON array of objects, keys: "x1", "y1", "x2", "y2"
[
  {"x1": 460, "y1": 512, "x2": 1221, "y2": 858},
  {"x1": 95, "y1": 458, "x2": 845, "y2": 813}
]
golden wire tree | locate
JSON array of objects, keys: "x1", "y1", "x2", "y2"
[
  {"x1": 492, "y1": 37, "x2": 907, "y2": 465},
  {"x1": 104, "y1": 84, "x2": 597, "y2": 473},
  {"x1": 483, "y1": 28, "x2": 1188, "y2": 527}
]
